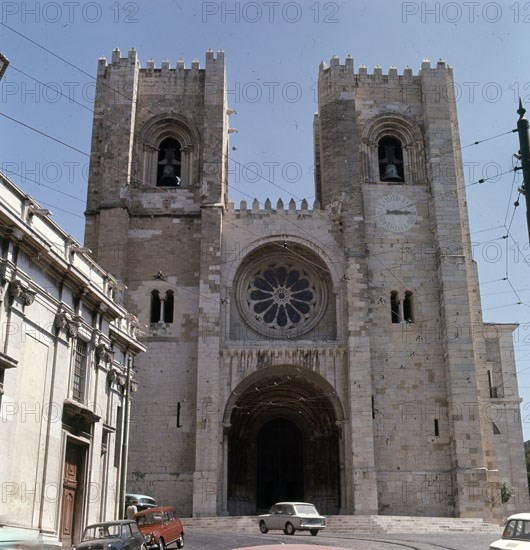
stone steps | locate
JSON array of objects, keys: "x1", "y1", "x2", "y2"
[{"x1": 181, "y1": 515, "x2": 503, "y2": 534}]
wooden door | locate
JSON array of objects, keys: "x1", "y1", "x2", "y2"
[{"x1": 60, "y1": 443, "x2": 82, "y2": 546}]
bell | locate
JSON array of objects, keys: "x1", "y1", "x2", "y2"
[{"x1": 382, "y1": 164, "x2": 402, "y2": 182}]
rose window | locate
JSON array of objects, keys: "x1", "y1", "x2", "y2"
[
  {"x1": 237, "y1": 257, "x2": 327, "y2": 338},
  {"x1": 249, "y1": 265, "x2": 316, "y2": 330}
]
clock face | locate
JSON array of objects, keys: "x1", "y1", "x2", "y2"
[{"x1": 375, "y1": 193, "x2": 417, "y2": 233}]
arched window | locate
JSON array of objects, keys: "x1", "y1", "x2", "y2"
[
  {"x1": 157, "y1": 137, "x2": 182, "y2": 187},
  {"x1": 164, "y1": 290, "x2": 174, "y2": 324},
  {"x1": 390, "y1": 291, "x2": 400, "y2": 324},
  {"x1": 361, "y1": 113, "x2": 425, "y2": 184},
  {"x1": 138, "y1": 115, "x2": 197, "y2": 189},
  {"x1": 378, "y1": 136, "x2": 404, "y2": 182},
  {"x1": 403, "y1": 291, "x2": 414, "y2": 323},
  {"x1": 150, "y1": 290, "x2": 161, "y2": 323}
]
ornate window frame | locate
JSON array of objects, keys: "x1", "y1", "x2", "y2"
[
  {"x1": 361, "y1": 114, "x2": 425, "y2": 184},
  {"x1": 136, "y1": 115, "x2": 200, "y2": 189}
]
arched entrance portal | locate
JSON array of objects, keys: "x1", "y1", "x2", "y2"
[{"x1": 226, "y1": 367, "x2": 342, "y2": 516}]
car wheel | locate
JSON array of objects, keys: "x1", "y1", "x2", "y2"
[
  {"x1": 259, "y1": 521, "x2": 268, "y2": 534},
  {"x1": 284, "y1": 522, "x2": 295, "y2": 535},
  {"x1": 176, "y1": 533, "x2": 184, "y2": 548},
  {"x1": 158, "y1": 537, "x2": 166, "y2": 550},
  {"x1": 310, "y1": 529, "x2": 319, "y2": 536}
]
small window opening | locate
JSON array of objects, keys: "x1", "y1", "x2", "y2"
[
  {"x1": 371, "y1": 395, "x2": 376, "y2": 419},
  {"x1": 492, "y1": 422, "x2": 501, "y2": 435},
  {"x1": 390, "y1": 291, "x2": 400, "y2": 323},
  {"x1": 157, "y1": 137, "x2": 182, "y2": 187},
  {"x1": 101, "y1": 430, "x2": 109, "y2": 455},
  {"x1": 378, "y1": 136, "x2": 404, "y2": 182},
  {"x1": 403, "y1": 291, "x2": 414, "y2": 323},
  {"x1": 164, "y1": 290, "x2": 174, "y2": 324},
  {"x1": 434, "y1": 419, "x2": 439, "y2": 437},
  {"x1": 150, "y1": 290, "x2": 161, "y2": 323},
  {"x1": 487, "y1": 370, "x2": 499, "y2": 398},
  {"x1": 177, "y1": 401, "x2": 182, "y2": 428}
]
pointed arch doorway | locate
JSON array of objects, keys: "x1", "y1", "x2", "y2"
[{"x1": 225, "y1": 367, "x2": 343, "y2": 516}]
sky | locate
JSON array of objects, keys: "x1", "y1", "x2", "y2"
[{"x1": 1, "y1": 0, "x2": 530, "y2": 437}]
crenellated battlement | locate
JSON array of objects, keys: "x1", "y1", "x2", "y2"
[
  {"x1": 97, "y1": 47, "x2": 225, "y2": 76},
  {"x1": 226, "y1": 197, "x2": 323, "y2": 217},
  {"x1": 318, "y1": 55, "x2": 452, "y2": 80},
  {"x1": 315, "y1": 55, "x2": 456, "y2": 127}
]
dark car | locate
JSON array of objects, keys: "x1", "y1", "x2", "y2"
[
  {"x1": 72, "y1": 520, "x2": 146, "y2": 550},
  {"x1": 135, "y1": 506, "x2": 184, "y2": 549}
]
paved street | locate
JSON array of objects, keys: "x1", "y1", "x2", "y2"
[{"x1": 183, "y1": 528, "x2": 501, "y2": 549}]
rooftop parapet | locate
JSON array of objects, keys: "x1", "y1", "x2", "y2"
[
  {"x1": 226, "y1": 197, "x2": 323, "y2": 217},
  {"x1": 97, "y1": 48, "x2": 225, "y2": 75},
  {"x1": 318, "y1": 56, "x2": 452, "y2": 79}
]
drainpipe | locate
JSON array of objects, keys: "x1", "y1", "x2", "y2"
[{"x1": 118, "y1": 351, "x2": 131, "y2": 520}]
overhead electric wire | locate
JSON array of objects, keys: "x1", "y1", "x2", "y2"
[
  {"x1": 460, "y1": 129, "x2": 517, "y2": 150},
  {"x1": 1, "y1": 21, "x2": 100, "y2": 81},
  {"x1": 3, "y1": 22, "x2": 519, "y2": 227},
  {"x1": 0, "y1": 111, "x2": 89, "y2": 157},
  {"x1": 2, "y1": 167, "x2": 86, "y2": 203},
  {"x1": 2, "y1": 104, "x2": 523, "y2": 327},
  {"x1": 2, "y1": 21, "x2": 519, "y2": 261},
  {"x1": 3, "y1": 22, "x2": 528, "y2": 352},
  {"x1": 8, "y1": 64, "x2": 94, "y2": 113}
]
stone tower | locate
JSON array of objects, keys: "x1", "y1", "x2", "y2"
[
  {"x1": 85, "y1": 51, "x2": 527, "y2": 519},
  {"x1": 85, "y1": 47, "x2": 228, "y2": 517},
  {"x1": 312, "y1": 56, "x2": 526, "y2": 518}
]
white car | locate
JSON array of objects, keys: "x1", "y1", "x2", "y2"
[
  {"x1": 258, "y1": 502, "x2": 326, "y2": 536},
  {"x1": 490, "y1": 513, "x2": 530, "y2": 549}
]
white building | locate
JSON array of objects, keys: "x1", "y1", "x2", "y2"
[{"x1": 0, "y1": 172, "x2": 145, "y2": 548}]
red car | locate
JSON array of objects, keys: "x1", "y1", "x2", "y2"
[{"x1": 135, "y1": 507, "x2": 184, "y2": 549}]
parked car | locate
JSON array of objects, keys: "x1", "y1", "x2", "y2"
[
  {"x1": 126, "y1": 493, "x2": 158, "y2": 512},
  {"x1": 490, "y1": 513, "x2": 530, "y2": 549},
  {"x1": 135, "y1": 506, "x2": 184, "y2": 549},
  {"x1": 72, "y1": 520, "x2": 146, "y2": 550},
  {"x1": 258, "y1": 502, "x2": 326, "y2": 536}
]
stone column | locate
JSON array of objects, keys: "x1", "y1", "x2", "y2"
[
  {"x1": 192, "y1": 205, "x2": 222, "y2": 516},
  {"x1": 317, "y1": 57, "x2": 378, "y2": 513},
  {"x1": 420, "y1": 59, "x2": 501, "y2": 518}
]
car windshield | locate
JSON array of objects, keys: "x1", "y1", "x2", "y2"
[
  {"x1": 294, "y1": 504, "x2": 320, "y2": 516},
  {"x1": 83, "y1": 524, "x2": 121, "y2": 540},
  {"x1": 139, "y1": 498, "x2": 156, "y2": 506},
  {"x1": 137, "y1": 512, "x2": 164, "y2": 526},
  {"x1": 503, "y1": 519, "x2": 530, "y2": 539}
]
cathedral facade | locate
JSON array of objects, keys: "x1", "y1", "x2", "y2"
[{"x1": 84, "y1": 49, "x2": 527, "y2": 520}]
